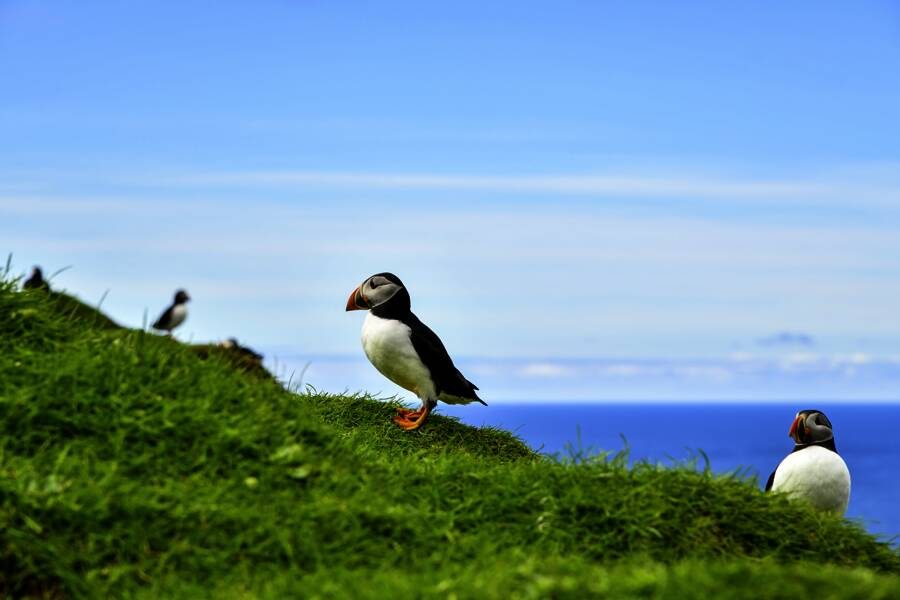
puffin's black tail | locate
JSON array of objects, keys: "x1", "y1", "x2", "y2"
[{"x1": 470, "y1": 382, "x2": 487, "y2": 406}]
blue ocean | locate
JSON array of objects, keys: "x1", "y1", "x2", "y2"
[{"x1": 443, "y1": 402, "x2": 899, "y2": 543}]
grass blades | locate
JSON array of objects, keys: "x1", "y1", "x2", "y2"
[{"x1": 0, "y1": 275, "x2": 897, "y2": 597}]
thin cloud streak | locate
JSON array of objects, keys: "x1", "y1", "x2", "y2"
[
  {"x1": 159, "y1": 170, "x2": 900, "y2": 204},
  {"x1": 5, "y1": 211, "x2": 900, "y2": 272},
  {"x1": 277, "y1": 353, "x2": 900, "y2": 402}
]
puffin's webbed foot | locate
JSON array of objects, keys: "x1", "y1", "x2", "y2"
[
  {"x1": 395, "y1": 406, "x2": 423, "y2": 419},
  {"x1": 393, "y1": 402, "x2": 433, "y2": 430}
]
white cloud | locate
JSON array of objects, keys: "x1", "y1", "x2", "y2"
[
  {"x1": 599, "y1": 364, "x2": 643, "y2": 377},
  {"x1": 779, "y1": 352, "x2": 821, "y2": 371},
  {"x1": 845, "y1": 353, "x2": 871, "y2": 366},
  {"x1": 519, "y1": 362, "x2": 575, "y2": 378}
]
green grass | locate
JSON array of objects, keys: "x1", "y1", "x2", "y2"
[{"x1": 1, "y1": 273, "x2": 898, "y2": 598}]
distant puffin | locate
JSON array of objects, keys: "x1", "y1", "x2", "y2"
[
  {"x1": 23, "y1": 266, "x2": 49, "y2": 291},
  {"x1": 152, "y1": 289, "x2": 190, "y2": 335},
  {"x1": 766, "y1": 409, "x2": 850, "y2": 514},
  {"x1": 220, "y1": 337, "x2": 264, "y2": 363},
  {"x1": 345, "y1": 272, "x2": 485, "y2": 430}
]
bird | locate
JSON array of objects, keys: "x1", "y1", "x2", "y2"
[
  {"x1": 345, "y1": 272, "x2": 485, "y2": 430},
  {"x1": 23, "y1": 266, "x2": 49, "y2": 291},
  {"x1": 766, "y1": 409, "x2": 851, "y2": 515},
  {"x1": 152, "y1": 289, "x2": 190, "y2": 335},
  {"x1": 219, "y1": 337, "x2": 264, "y2": 363}
]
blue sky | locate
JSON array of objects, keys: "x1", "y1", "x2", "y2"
[{"x1": 2, "y1": 1, "x2": 899, "y2": 400}]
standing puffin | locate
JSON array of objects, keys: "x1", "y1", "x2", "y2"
[
  {"x1": 345, "y1": 272, "x2": 485, "y2": 430},
  {"x1": 152, "y1": 289, "x2": 190, "y2": 335},
  {"x1": 766, "y1": 409, "x2": 851, "y2": 515}
]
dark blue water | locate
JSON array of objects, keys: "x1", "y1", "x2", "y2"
[{"x1": 442, "y1": 403, "x2": 899, "y2": 542}]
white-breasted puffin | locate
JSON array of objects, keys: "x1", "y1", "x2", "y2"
[
  {"x1": 152, "y1": 289, "x2": 190, "y2": 335},
  {"x1": 766, "y1": 409, "x2": 851, "y2": 515},
  {"x1": 345, "y1": 272, "x2": 485, "y2": 430}
]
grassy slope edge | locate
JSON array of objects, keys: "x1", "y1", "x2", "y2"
[{"x1": 0, "y1": 276, "x2": 897, "y2": 599}]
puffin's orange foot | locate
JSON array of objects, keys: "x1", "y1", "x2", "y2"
[
  {"x1": 395, "y1": 407, "x2": 423, "y2": 419},
  {"x1": 392, "y1": 405, "x2": 431, "y2": 431},
  {"x1": 393, "y1": 415, "x2": 425, "y2": 430}
]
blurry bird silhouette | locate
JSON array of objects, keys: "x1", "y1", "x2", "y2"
[
  {"x1": 219, "y1": 337, "x2": 264, "y2": 363},
  {"x1": 23, "y1": 266, "x2": 49, "y2": 291}
]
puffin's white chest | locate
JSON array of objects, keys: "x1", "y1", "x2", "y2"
[
  {"x1": 361, "y1": 313, "x2": 435, "y2": 399},
  {"x1": 169, "y1": 304, "x2": 188, "y2": 329},
  {"x1": 771, "y1": 446, "x2": 851, "y2": 514}
]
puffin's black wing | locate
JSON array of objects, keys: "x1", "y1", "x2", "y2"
[
  {"x1": 764, "y1": 469, "x2": 776, "y2": 492},
  {"x1": 404, "y1": 313, "x2": 485, "y2": 404},
  {"x1": 152, "y1": 305, "x2": 174, "y2": 330}
]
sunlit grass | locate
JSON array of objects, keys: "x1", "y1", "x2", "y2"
[{"x1": 0, "y1": 272, "x2": 897, "y2": 597}]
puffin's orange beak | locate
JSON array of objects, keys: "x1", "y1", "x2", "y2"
[
  {"x1": 345, "y1": 286, "x2": 369, "y2": 311},
  {"x1": 788, "y1": 415, "x2": 802, "y2": 440}
]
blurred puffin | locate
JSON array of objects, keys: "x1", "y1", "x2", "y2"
[
  {"x1": 220, "y1": 337, "x2": 264, "y2": 363},
  {"x1": 345, "y1": 272, "x2": 485, "y2": 430},
  {"x1": 23, "y1": 266, "x2": 49, "y2": 291},
  {"x1": 766, "y1": 409, "x2": 850, "y2": 514},
  {"x1": 152, "y1": 289, "x2": 190, "y2": 335}
]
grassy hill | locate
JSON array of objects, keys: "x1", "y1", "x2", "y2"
[{"x1": 1, "y1": 274, "x2": 898, "y2": 598}]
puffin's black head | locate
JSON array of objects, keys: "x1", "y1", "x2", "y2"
[
  {"x1": 174, "y1": 289, "x2": 191, "y2": 304},
  {"x1": 345, "y1": 272, "x2": 410, "y2": 314},
  {"x1": 789, "y1": 409, "x2": 834, "y2": 445},
  {"x1": 31, "y1": 266, "x2": 43, "y2": 278}
]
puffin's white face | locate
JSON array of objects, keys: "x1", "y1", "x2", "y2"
[
  {"x1": 346, "y1": 274, "x2": 405, "y2": 311},
  {"x1": 789, "y1": 410, "x2": 834, "y2": 444}
]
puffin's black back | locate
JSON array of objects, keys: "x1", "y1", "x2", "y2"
[
  {"x1": 370, "y1": 273, "x2": 483, "y2": 404},
  {"x1": 404, "y1": 312, "x2": 483, "y2": 403}
]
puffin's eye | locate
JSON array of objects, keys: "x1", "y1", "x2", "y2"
[{"x1": 370, "y1": 279, "x2": 380, "y2": 289}]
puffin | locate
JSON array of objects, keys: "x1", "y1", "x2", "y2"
[
  {"x1": 345, "y1": 272, "x2": 485, "y2": 430},
  {"x1": 766, "y1": 409, "x2": 851, "y2": 515},
  {"x1": 220, "y1": 337, "x2": 264, "y2": 363},
  {"x1": 152, "y1": 289, "x2": 190, "y2": 335},
  {"x1": 23, "y1": 266, "x2": 49, "y2": 291}
]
